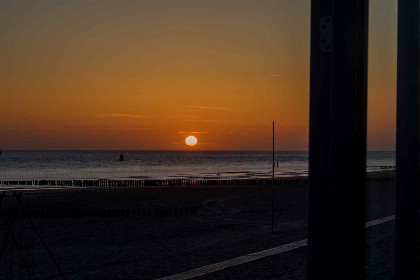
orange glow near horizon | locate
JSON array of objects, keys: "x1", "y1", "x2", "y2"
[{"x1": 1, "y1": 1, "x2": 397, "y2": 151}]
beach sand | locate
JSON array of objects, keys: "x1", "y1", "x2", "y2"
[{"x1": 0, "y1": 171, "x2": 395, "y2": 279}]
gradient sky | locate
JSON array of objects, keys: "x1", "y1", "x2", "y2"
[{"x1": 1, "y1": 0, "x2": 397, "y2": 150}]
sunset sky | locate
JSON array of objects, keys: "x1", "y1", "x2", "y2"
[{"x1": 1, "y1": 0, "x2": 397, "y2": 150}]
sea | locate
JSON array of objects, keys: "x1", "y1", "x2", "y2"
[{"x1": 0, "y1": 151, "x2": 395, "y2": 181}]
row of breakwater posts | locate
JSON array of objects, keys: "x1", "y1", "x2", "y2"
[
  {"x1": 0, "y1": 178, "x2": 308, "y2": 188},
  {"x1": 0, "y1": 206, "x2": 198, "y2": 218},
  {"x1": 366, "y1": 165, "x2": 395, "y2": 169}
]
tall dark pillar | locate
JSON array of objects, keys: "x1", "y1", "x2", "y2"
[
  {"x1": 308, "y1": 1, "x2": 369, "y2": 279},
  {"x1": 395, "y1": 1, "x2": 420, "y2": 279}
]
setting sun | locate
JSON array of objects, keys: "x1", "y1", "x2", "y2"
[{"x1": 185, "y1": 136, "x2": 198, "y2": 147}]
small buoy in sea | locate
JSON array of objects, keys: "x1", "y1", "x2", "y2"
[{"x1": 119, "y1": 154, "x2": 124, "y2": 161}]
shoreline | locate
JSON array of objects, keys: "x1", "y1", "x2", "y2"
[{"x1": 0, "y1": 169, "x2": 394, "y2": 191}]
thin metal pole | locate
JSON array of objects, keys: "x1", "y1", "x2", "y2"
[{"x1": 271, "y1": 121, "x2": 275, "y2": 234}]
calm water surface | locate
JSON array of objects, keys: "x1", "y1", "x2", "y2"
[{"x1": 0, "y1": 151, "x2": 395, "y2": 181}]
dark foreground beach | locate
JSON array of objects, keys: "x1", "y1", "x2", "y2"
[{"x1": 0, "y1": 171, "x2": 395, "y2": 280}]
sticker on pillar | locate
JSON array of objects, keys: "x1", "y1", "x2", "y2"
[{"x1": 320, "y1": 16, "x2": 333, "y2": 52}]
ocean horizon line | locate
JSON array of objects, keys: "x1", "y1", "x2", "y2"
[{"x1": 0, "y1": 149, "x2": 395, "y2": 152}]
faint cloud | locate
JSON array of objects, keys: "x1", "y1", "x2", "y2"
[
  {"x1": 97, "y1": 113, "x2": 150, "y2": 119},
  {"x1": 272, "y1": 74, "x2": 280, "y2": 77},
  {"x1": 184, "y1": 119, "x2": 226, "y2": 123},
  {"x1": 169, "y1": 142, "x2": 213, "y2": 146},
  {"x1": 177, "y1": 131, "x2": 207, "y2": 134},
  {"x1": 189, "y1": 105, "x2": 242, "y2": 112},
  {"x1": 164, "y1": 115, "x2": 198, "y2": 119},
  {"x1": 110, "y1": 113, "x2": 149, "y2": 118},
  {"x1": 195, "y1": 142, "x2": 213, "y2": 146}
]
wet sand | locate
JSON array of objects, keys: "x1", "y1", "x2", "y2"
[{"x1": 0, "y1": 171, "x2": 395, "y2": 279}]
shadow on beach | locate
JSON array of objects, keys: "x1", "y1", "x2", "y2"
[{"x1": 0, "y1": 171, "x2": 394, "y2": 279}]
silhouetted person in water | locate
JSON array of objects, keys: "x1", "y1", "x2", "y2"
[{"x1": 119, "y1": 153, "x2": 124, "y2": 161}]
